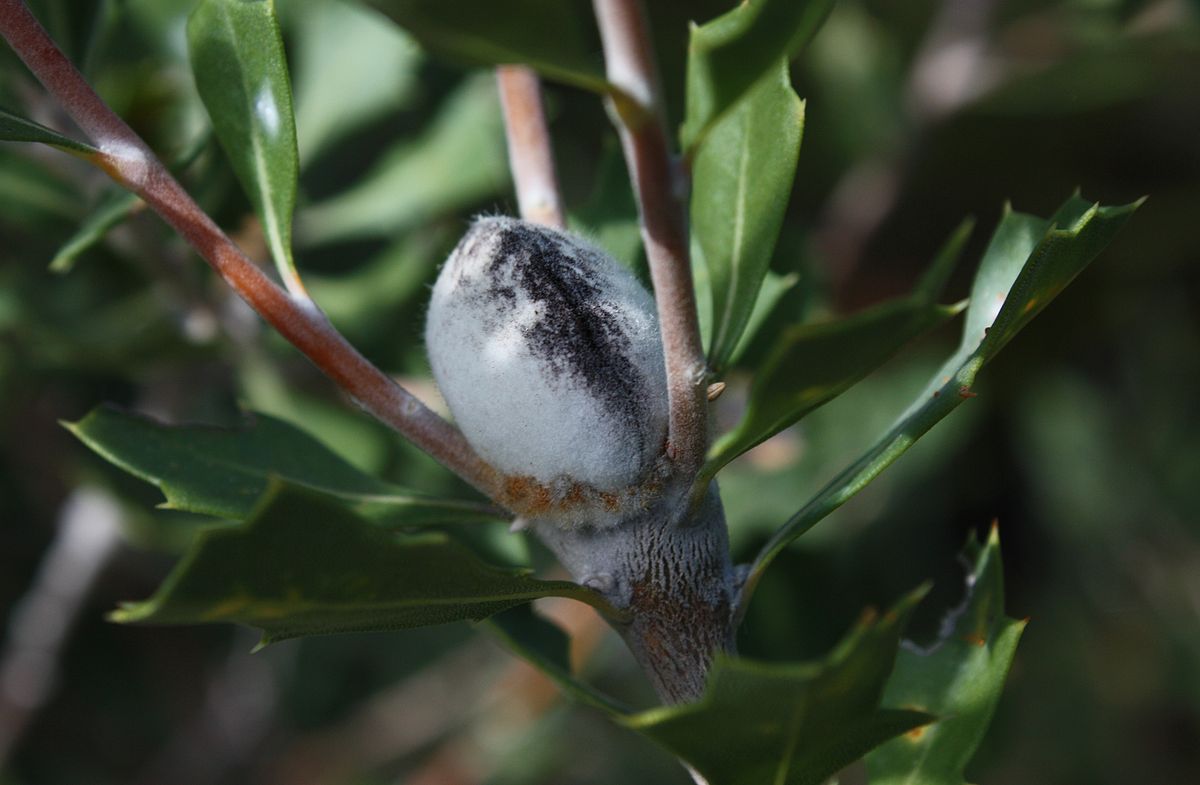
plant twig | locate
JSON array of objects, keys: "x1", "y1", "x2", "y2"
[
  {"x1": 580, "y1": 0, "x2": 735, "y2": 711},
  {"x1": 592, "y1": 0, "x2": 708, "y2": 480},
  {"x1": 0, "y1": 0, "x2": 501, "y2": 501},
  {"x1": 496, "y1": 65, "x2": 565, "y2": 229}
]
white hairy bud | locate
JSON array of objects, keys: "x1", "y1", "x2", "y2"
[{"x1": 426, "y1": 217, "x2": 668, "y2": 525}]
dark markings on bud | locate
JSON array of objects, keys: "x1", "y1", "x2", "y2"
[{"x1": 482, "y1": 222, "x2": 654, "y2": 456}]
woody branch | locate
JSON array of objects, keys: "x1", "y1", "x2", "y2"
[
  {"x1": 0, "y1": 0, "x2": 501, "y2": 502},
  {"x1": 496, "y1": 65, "x2": 565, "y2": 230}
]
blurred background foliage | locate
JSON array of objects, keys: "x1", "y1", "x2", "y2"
[{"x1": 0, "y1": 0, "x2": 1197, "y2": 783}]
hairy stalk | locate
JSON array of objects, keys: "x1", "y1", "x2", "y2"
[
  {"x1": 0, "y1": 0, "x2": 501, "y2": 501},
  {"x1": 534, "y1": 484, "x2": 734, "y2": 703},
  {"x1": 497, "y1": 66, "x2": 565, "y2": 229}
]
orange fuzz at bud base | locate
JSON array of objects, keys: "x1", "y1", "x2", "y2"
[{"x1": 425, "y1": 217, "x2": 669, "y2": 527}]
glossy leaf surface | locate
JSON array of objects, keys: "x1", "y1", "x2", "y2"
[
  {"x1": 682, "y1": 0, "x2": 835, "y2": 153},
  {"x1": 66, "y1": 405, "x2": 499, "y2": 525},
  {"x1": 111, "y1": 483, "x2": 609, "y2": 643},
  {"x1": 623, "y1": 589, "x2": 932, "y2": 785},
  {"x1": 742, "y1": 195, "x2": 1141, "y2": 605},
  {"x1": 693, "y1": 59, "x2": 804, "y2": 374},
  {"x1": 867, "y1": 528, "x2": 1025, "y2": 785},
  {"x1": 188, "y1": 0, "x2": 302, "y2": 293}
]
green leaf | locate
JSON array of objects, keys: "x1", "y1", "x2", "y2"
[
  {"x1": 65, "y1": 405, "x2": 499, "y2": 525},
  {"x1": 49, "y1": 133, "x2": 210, "y2": 274},
  {"x1": 0, "y1": 106, "x2": 99, "y2": 156},
  {"x1": 300, "y1": 73, "x2": 507, "y2": 244},
  {"x1": 622, "y1": 589, "x2": 933, "y2": 785},
  {"x1": 48, "y1": 189, "x2": 142, "y2": 274},
  {"x1": 741, "y1": 195, "x2": 1141, "y2": 606},
  {"x1": 188, "y1": 0, "x2": 302, "y2": 294},
  {"x1": 867, "y1": 527, "x2": 1026, "y2": 785},
  {"x1": 729, "y1": 268, "x2": 800, "y2": 366},
  {"x1": 111, "y1": 482, "x2": 612, "y2": 643},
  {"x1": 364, "y1": 0, "x2": 607, "y2": 92},
  {"x1": 693, "y1": 260, "x2": 800, "y2": 374},
  {"x1": 681, "y1": 0, "x2": 836, "y2": 153},
  {"x1": 483, "y1": 605, "x2": 631, "y2": 715},
  {"x1": 707, "y1": 300, "x2": 960, "y2": 478},
  {"x1": 693, "y1": 59, "x2": 804, "y2": 374},
  {"x1": 704, "y1": 221, "x2": 973, "y2": 478}
]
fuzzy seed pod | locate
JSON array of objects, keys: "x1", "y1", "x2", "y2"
[{"x1": 426, "y1": 217, "x2": 668, "y2": 525}]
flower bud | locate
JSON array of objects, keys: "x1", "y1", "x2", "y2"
[{"x1": 426, "y1": 217, "x2": 668, "y2": 525}]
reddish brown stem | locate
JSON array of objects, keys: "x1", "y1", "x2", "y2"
[
  {"x1": 496, "y1": 65, "x2": 565, "y2": 230},
  {"x1": 0, "y1": 0, "x2": 501, "y2": 501},
  {"x1": 557, "y1": 4, "x2": 735, "y2": 712},
  {"x1": 592, "y1": 0, "x2": 708, "y2": 480}
]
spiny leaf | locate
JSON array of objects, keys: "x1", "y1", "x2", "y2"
[
  {"x1": 622, "y1": 588, "x2": 933, "y2": 785},
  {"x1": 111, "y1": 482, "x2": 614, "y2": 644},
  {"x1": 867, "y1": 527, "x2": 1026, "y2": 785},
  {"x1": 693, "y1": 59, "x2": 804, "y2": 374},
  {"x1": 741, "y1": 194, "x2": 1141, "y2": 606},
  {"x1": 65, "y1": 405, "x2": 499, "y2": 525},
  {"x1": 365, "y1": 0, "x2": 607, "y2": 93},
  {"x1": 682, "y1": 0, "x2": 836, "y2": 154},
  {"x1": 188, "y1": 0, "x2": 302, "y2": 294},
  {"x1": 704, "y1": 221, "x2": 973, "y2": 479},
  {"x1": 706, "y1": 300, "x2": 961, "y2": 478},
  {"x1": 0, "y1": 106, "x2": 99, "y2": 156}
]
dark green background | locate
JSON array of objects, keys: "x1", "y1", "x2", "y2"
[{"x1": 1, "y1": 0, "x2": 1197, "y2": 783}]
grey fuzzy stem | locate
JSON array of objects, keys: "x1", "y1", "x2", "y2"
[{"x1": 535, "y1": 484, "x2": 735, "y2": 703}]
